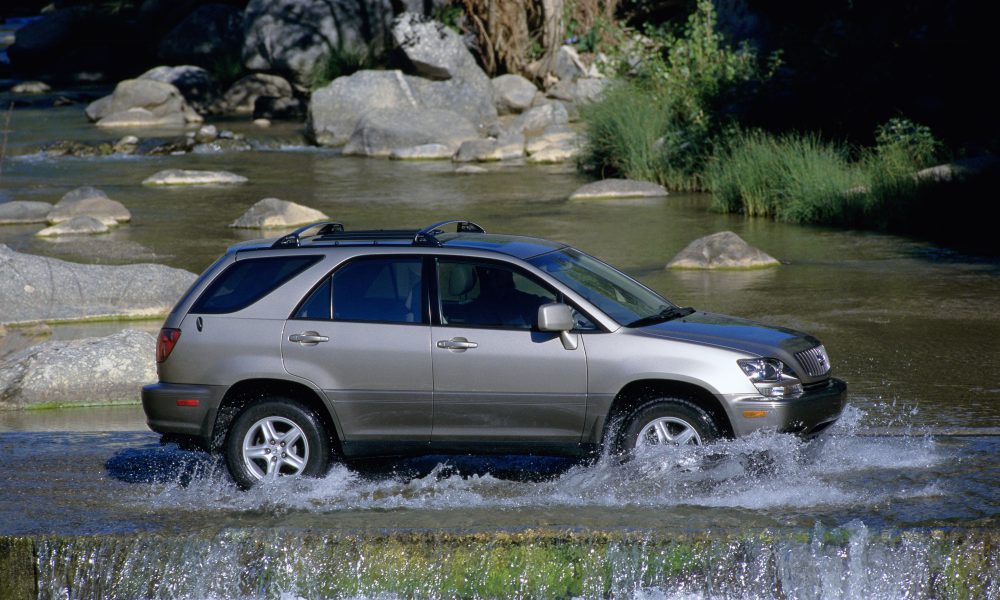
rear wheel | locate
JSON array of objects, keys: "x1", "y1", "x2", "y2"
[
  {"x1": 617, "y1": 397, "x2": 721, "y2": 454},
  {"x1": 225, "y1": 397, "x2": 331, "y2": 489}
]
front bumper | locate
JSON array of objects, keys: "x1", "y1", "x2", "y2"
[
  {"x1": 141, "y1": 382, "x2": 226, "y2": 444},
  {"x1": 726, "y1": 377, "x2": 847, "y2": 438}
]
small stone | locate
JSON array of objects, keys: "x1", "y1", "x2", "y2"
[
  {"x1": 569, "y1": 178, "x2": 668, "y2": 201},
  {"x1": 455, "y1": 165, "x2": 488, "y2": 174},
  {"x1": 229, "y1": 198, "x2": 328, "y2": 229},
  {"x1": 194, "y1": 124, "x2": 218, "y2": 143},
  {"x1": 390, "y1": 144, "x2": 454, "y2": 160},
  {"x1": 667, "y1": 231, "x2": 780, "y2": 270},
  {"x1": 142, "y1": 169, "x2": 248, "y2": 185},
  {"x1": 11, "y1": 81, "x2": 51, "y2": 94},
  {"x1": 492, "y1": 74, "x2": 537, "y2": 115},
  {"x1": 36, "y1": 215, "x2": 111, "y2": 237},
  {"x1": 253, "y1": 118, "x2": 271, "y2": 128}
]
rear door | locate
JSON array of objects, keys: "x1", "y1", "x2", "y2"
[
  {"x1": 429, "y1": 257, "x2": 589, "y2": 444},
  {"x1": 281, "y1": 255, "x2": 433, "y2": 442}
]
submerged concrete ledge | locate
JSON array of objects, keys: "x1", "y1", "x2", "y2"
[{"x1": 2, "y1": 527, "x2": 999, "y2": 599}]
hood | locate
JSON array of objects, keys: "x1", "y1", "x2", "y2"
[{"x1": 637, "y1": 311, "x2": 821, "y2": 359}]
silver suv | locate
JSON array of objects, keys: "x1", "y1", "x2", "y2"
[{"x1": 142, "y1": 220, "x2": 846, "y2": 488}]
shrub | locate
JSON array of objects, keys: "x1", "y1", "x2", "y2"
[{"x1": 310, "y1": 45, "x2": 382, "y2": 90}]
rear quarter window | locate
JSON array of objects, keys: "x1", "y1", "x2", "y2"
[{"x1": 191, "y1": 256, "x2": 321, "y2": 314}]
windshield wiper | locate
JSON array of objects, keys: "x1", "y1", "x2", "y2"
[{"x1": 626, "y1": 306, "x2": 695, "y2": 328}]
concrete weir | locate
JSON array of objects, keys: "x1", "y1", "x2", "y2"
[{"x1": 2, "y1": 527, "x2": 999, "y2": 599}]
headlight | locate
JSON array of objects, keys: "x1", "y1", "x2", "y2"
[{"x1": 737, "y1": 358, "x2": 803, "y2": 398}]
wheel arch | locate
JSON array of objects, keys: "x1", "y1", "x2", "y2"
[
  {"x1": 211, "y1": 378, "x2": 342, "y2": 453},
  {"x1": 602, "y1": 379, "x2": 736, "y2": 447}
]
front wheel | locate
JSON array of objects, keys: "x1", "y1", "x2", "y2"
[
  {"x1": 617, "y1": 397, "x2": 721, "y2": 454},
  {"x1": 225, "y1": 397, "x2": 331, "y2": 489}
]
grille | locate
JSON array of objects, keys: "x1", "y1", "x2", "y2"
[{"x1": 795, "y1": 345, "x2": 831, "y2": 377}]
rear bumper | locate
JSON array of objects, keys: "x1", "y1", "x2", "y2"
[
  {"x1": 727, "y1": 377, "x2": 848, "y2": 438},
  {"x1": 141, "y1": 382, "x2": 226, "y2": 444}
]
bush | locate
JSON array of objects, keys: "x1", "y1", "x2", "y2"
[{"x1": 310, "y1": 45, "x2": 381, "y2": 90}]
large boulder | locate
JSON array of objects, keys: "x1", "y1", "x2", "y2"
[
  {"x1": 87, "y1": 79, "x2": 202, "y2": 127},
  {"x1": 404, "y1": 74, "x2": 497, "y2": 126},
  {"x1": 222, "y1": 73, "x2": 294, "y2": 115},
  {"x1": 0, "y1": 330, "x2": 156, "y2": 409},
  {"x1": 0, "y1": 201, "x2": 53, "y2": 225},
  {"x1": 242, "y1": 0, "x2": 395, "y2": 88},
  {"x1": 492, "y1": 74, "x2": 538, "y2": 114},
  {"x1": 569, "y1": 178, "x2": 668, "y2": 201},
  {"x1": 342, "y1": 107, "x2": 478, "y2": 157},
  {"x1": 453, "y1": 134, "x2": 525, "y2": 162},
  {"x1": 508, "y1": 102, "x2": 569, "y2": 135},
  {"x1": 229, "y1": 198, "x2": 328, "y2": 228},
  {"x1": 47, "y1": 187, "x2": 131, "y2": 226},
  {"x1": 306, "y1": 70, "x2": 417, "y2": 146},
  {"x1": 667, "y1": 231, "x2": 781, "y2": 270},
  {"x1": 157, "y1": 3, "x2": 244, "y2": 68},
  {"x1": 0, "y1": 245, "x2": 197, "y2": 325},
  {"x1": 138, "y1": 65, "x2": 220, "y2": 114}
]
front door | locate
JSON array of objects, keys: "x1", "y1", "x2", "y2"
[
  {"x1": 281, "y1": 255, "x2": 433, "y2": 443},
  {"x1": 430, "y1": 258, "x2": 588, "y2": 444}
]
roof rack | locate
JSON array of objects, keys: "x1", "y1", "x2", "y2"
[
  {"x1": 272, "y1": 221, "x2": 345, "y2": 248},
  {"x1": 270, "y1": 220, "x2": 485, "y2": 249}
]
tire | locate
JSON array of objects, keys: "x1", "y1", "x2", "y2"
[
  {"x1": 224, "y1": 397, "x2": 331, "y2": 489},
  {"x1": 616, "y1": 396, "x2": 721, "y2": 454}
]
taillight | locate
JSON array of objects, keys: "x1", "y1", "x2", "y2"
[{"x1": 156, "y1": 328, "x2": 181, "y2": 363}]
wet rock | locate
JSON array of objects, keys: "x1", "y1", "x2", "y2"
[
  {"x1": 222, "y1": 73, "x2": 294, "y2": 115},
  {"x1": 138, "y1": 65, "x2": 220, "y2": 114},
  {"x1": 0, "y1": 330, "x2": 156, "y2": 409},
  {"x1": 492, "y1": 74, "x2": 537, "y2": 114},
  {"x1": 36, "y1": 216, "x2": 110, "y2": 237},
  {"x1": 569, "y1": 178, "x2": 668, "y2": 201},
  {"x1": 454, "y1": 134, "x2": 525, "y2": 162},
  {"x1": 0, "y1": 201, "x2": 53, "y2": 225},
  {"x1": 190, "y1": 139, "x2": 253, "y2": 154},
  {"x1": 83, "y1": 95, "x2": 112, "y2": 122},
  {"x1": 157, "y1": 4, "x2": 244, "y2": 69},
  {"x1": 667, "y1": 231, "x2": 780, "y2": 270},
  {"x1": 253, "y1": 96, "x2": 306, "y2": 120},
  {"x1": 508, "y1": 102, "x2": 569, "y2": 135},
  {"x1": 525, "y1": 125, "x2": 577, "y2": 154},
  {"x1": 229, "y1": 198, "x2": 328, "y2": 228},
  {"x1": 526, "y1": 142, "x2": 578, "y2": 163},
  {"x1": 253, "y1": 118, "x2": 271, "y2": 128},
  {"x1": 142, "y1": 169, "x2": 248, "y2": 185},
  {"x1": 242, "y1": 0, "x2": 395, "y2": 88},
  {"x1": 343, "y1": 107, "x2": 478, "y2": 158},
  {"x1": 455, "y1": 165, "x2": 488, "y2": 174},
  {"x1": 194, "y1": 124, "x2": 218, "y2": 144},
  {"x1": 90, "y1": 79, "x2": 203, "y2": 128},
  {"x1": 47, "y1": 187, "x2": 131, "y2": 226},
  {"x1": 307, "y1": 70, "x2": 417, "y2": 147},
  {"x1": 112, "y1": 135, "x2": 140, "y2": 153},
  {"x1": 0, "y1": 245, "x2": 197, "y2": 325},
  {"x1": 10, "y1": 81, "x2": 51, "y2": 94},
  {"x1": 390, "y1": 144, "x2": 454, "y2": 160},
  {"x1": 42, "y1": 140, "x2": 113, "y2": 157}
]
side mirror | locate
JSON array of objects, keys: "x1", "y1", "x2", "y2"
[{"x1": 537, "y1": 303, "x2": 579, "y2": 350}]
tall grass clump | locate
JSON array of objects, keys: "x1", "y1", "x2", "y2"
[
  {"x1": 708, "y1": 130, "x2": 860, "y2": 224},
  {"x1": 580, "y1": 0, "x2": 774, "y2": 190},
  {"x1": 310, "y1": 44, "x2": 383, "y2": 90}
]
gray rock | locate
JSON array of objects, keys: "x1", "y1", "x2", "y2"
[
  {"x1": 492, "y1": 74, "x2": 537, "y2": 114},
  {"x1": 526, "y1": 142, "x2": 578, "y2": 163},
  {"x1": 47, "y1": 187, "x2": 131, "y2": 225},
  {"x1": 508, "y1": 102, "x2": 569, "y2": 135},
  {"x1": 222, "y1": 73, "x2": 294, "y2": 115},
  {"x1": 0, "y1": 330, "x2": 157, "y2": 409},
  {"x1": 253, "y1": 95, "x2": 306, "y2": 120},
  {"x1": 405, "y1": 74, "x2": 497, "y2": 126},
  {"x1": 390, "y1": 144, "x2": 454, "y2": 160},
  {"x1": 569, "y1": 178, "x2": 668, "y2": 201},
  {"x1": 0, "y1": 201, "x2": 54, "y2": 225},
  {"x1": 667, "y1": 231, "x2": 780, "y2": 270},
  {"x1": 10, "y1": 81, "x2": 51, "y2": 94},
  {"x1": 242, "y1": 0, "x2": 395, "y2": 87},
  {"x1": 84, "y1": 95, "x2": 113, "y2": 122},
  {"x1": 36, "y1": 216, "x2": 111, "y2": 237},
  {"x1": 158, "y1": 4, "x2": 244, "y2": 68},
  {"x1": 453, "y1": 134, "x2": 525, "y2": 162},
  {"x1": 306, "y1": 70, "x2": 417, "y2": 146},
  {"x1": 0, "y1": 245, "x2": 197, "y2": 325},
  {"x1": 525, "y1": 125, "x2": 576, "y2": 154},
  {"x1": 391, "y1": 12, "x2": 471, "y2": 80},
  {"x1": 142, "y1": 169, "x2": 249, "y2": 185},
  {"x1": 113, "y1": 135, "x2": 140, "y2": 153},
  {"x1": 139, "y1": 65, "x2": 220, "y2": 114},
  {"x1": 914, "y1": 155, "x2": 1000, "y2": 183},
  {"x1": 229, "y1": 198, "x2": 328, "y2": 228},
  {"x1": 554, "y1": 45, "x2": 587, "y2": 82},
  {"x1": 455, "y1": 165, "x2": 488, "y2": 174},
  {"x1": 194, "y1": 124, "x2": 218, "y2": 144},
  {"x1": 190, "y1": 139, "x2": 253, "y2": 154},
  {"x1": 342, "y1": 107, "x2": 478, "y2": 157},
  {"x1": 91, "y1": 79, "x2": 202, "y2": 127},
  {"x1": 547, "y1": 76, "x2": 609, "y2": 104}
]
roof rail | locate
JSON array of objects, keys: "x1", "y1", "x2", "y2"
[
  {"x1": 413, "y1": 220, "x2": 485, "y2": 247},
  {"x1": 272, "y1": 221, "x2": 344, "y2": 248}
]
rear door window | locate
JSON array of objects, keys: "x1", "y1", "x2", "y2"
[{"x1": 192, "y1": 256, "x2": 320, "y2": 314}]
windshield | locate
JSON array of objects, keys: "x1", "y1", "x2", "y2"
[{"x1": 528, "y1": 248, "x2": 675, "y2": 325}]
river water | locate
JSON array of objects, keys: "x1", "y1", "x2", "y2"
[{"x1": 1, "y1": 104, "x2": 999, "y2": 598}]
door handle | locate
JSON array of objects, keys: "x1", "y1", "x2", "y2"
[
  {"x1": 289, "y1": 332, "x2": 329, "y2": 345},
  {"x1": 437, "y1": 337, "x2": 478, "y2": 351}
]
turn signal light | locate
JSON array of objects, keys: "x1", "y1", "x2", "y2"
[
  {"x1": 156, "y1": 328, "x2": 181, "y2": 363},
  {"x1": 743, "y1": 410, "x2": 768, "y2": 419}
]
